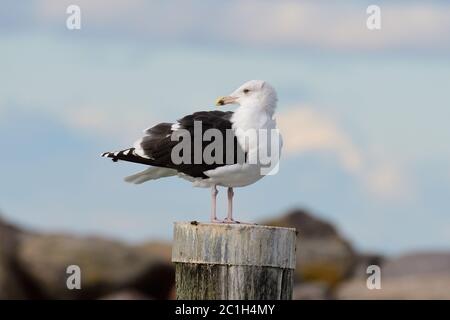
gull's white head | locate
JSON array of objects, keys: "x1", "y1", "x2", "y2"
[{"x1": 216, "y1": 80, "x2": 278, "y2": 115}]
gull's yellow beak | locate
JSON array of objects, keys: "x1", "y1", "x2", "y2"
[{"x1": 215, "y1": 96, "x2": 237, "y2": 106}]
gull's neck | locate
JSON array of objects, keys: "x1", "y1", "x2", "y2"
[{"x1": 231, "y1": 100, "x2": 276, "y2": 131}]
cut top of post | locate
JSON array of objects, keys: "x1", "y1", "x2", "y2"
[{"x1": 172, "y1": 222, "x2": 296, "y2": 269}]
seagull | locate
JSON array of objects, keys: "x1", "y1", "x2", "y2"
[{"x1": 102, "y1": 80, "x2": 282, "y2": 223}]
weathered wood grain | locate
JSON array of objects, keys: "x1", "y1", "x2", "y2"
[{"x1": 172, "y1": 222, "x2": 296, "y2": 300}]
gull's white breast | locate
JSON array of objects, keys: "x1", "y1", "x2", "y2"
[{"x1": 190, "y1": 110, "x2": 282, "y2": 188}]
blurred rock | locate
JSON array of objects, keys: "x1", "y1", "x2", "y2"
[
  {"x1": 135, "y1": 242, "x2": 172, "y2": 262},
  {"x1": 16, "y1": 233, "x2": 174, "y2": 299},
  {"x1": 99, "y1": 289, "x2": 152, "y2": 300},
  {"x1": 337, "y1": 274, "x2": 450, "y2": 299},
  {"x1": 337, "y1": 252, "x2": 450, "y2": 299},
  {"x1": 350, "y1": 253, "x2": 385, "y2": 278},
  {"x1": 264, "y1": 209, "x2": 357, "y2": 287},
  {"x1": 293, "y1": 282, "x2": 331, "y2": 300},
  {"x1": 382, "y1": 252, "x2": 450, "y2": 278},
  {"x1": 0, "y1": 216, "x2": 45, "y2": 299},
  {"x1": 0, "y1": 216, "x2": 23, "y2": 299}
]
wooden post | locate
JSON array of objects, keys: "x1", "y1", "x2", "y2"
[{"x1": 172, "y1": 222, "x2": 296, "y2": 300}]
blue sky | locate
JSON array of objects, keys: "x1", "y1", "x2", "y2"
[{"x1": 1, "y1": 0, "x2": 450, "y2": 254}]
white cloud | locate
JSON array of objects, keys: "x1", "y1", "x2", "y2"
[
  {"x1": 60, "y1": 104, "x2": 155, "y2": 143},
  {"x1": 226, "y1": 1, "x2": 450, "y2": 50},
  {"x1": 278, "y1": 106, "x2": 362, "y2": 173},
  {"x1": 277, "y1": 105, "x2": 413, "y2": 200},
  {"x1": 363, "y1": 161, "x2": 412, "y2": 200},
  {"x1": 33, "y1": 0, "x2": 450, "y2": 51}
]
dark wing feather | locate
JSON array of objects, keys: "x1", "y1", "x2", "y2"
[
  {"x1": 101, "y1": 148, "x2": 155, "y2": 165},
  {"x1": 102, "y1": 110, "x2": 245, "y2": 179}
]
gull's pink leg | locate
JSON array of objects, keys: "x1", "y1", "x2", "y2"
[
  {"x1": 223, "y1": 187, "x2": 238, "y2": 223},
  {"x1": 210, "y1": 185, "x2": 221, "y2": 223}
]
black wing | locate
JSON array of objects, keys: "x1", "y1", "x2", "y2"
[{"x1": 102, "y1": 110, "x2": 245, "y2": 179}]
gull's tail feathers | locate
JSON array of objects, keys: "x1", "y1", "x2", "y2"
[
  {"x1": 124, "y1": 167, "x2": 177, "y2": 184},
  {"x1": 101, "y1": 148, "x2": 154, "y2": 166}
]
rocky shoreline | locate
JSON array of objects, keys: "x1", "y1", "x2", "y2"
[{"x1": 1, "y1": 210, "x2": 449, "y2": 300}]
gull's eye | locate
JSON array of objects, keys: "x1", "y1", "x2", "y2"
[{"x1": 243, "y1": 88, "x2": 250, "y2": 94}]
